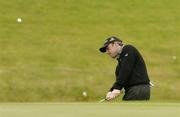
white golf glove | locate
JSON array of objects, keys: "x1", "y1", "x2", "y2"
[
  {"x1": 106, "y1": 92, "x2": 112, "y2": 100},
  {"x1": 106, "y1": 89, "x2": 120, "y2": 101}
]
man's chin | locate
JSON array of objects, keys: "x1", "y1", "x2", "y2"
[
  {"x1": 110, "y1": 54, "x2": 118, "y2": 59},
  {"x1": 110, "y1": 55, "x2": 116, "y2": 59}
]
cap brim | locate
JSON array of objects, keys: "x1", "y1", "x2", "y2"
[{"x1": 99, "y1": 45, "x2": 107, "y2": 53}]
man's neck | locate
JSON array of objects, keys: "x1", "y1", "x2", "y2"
[{"x1": 115, "y1": 45, "x2": 124, "y2": 59}]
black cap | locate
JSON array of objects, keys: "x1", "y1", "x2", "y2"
[{"x1": 99, "y1": 36, "x2": 122, "y2": 53}]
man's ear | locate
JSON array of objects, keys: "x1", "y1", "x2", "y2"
[
  {"x1": 116, "y1": 41, "x2": 123, "y2": 46},
  {"x1": 114, "y1": 42, "x2": 119, "y2": 46}
]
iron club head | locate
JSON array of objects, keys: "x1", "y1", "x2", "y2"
[{"x1": 98, "y1": 98, "x2": 107, "y2": 103}]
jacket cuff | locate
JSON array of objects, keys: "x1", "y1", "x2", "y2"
[{"x1": 113, "y1": 85, "x2": 123, "y2": 90}]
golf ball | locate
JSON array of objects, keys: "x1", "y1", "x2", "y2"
[
  {"x1": 17, "y1": 18, "x2": 22, "y2": 23},
  {"x1": 82, "y1": 91, "x2": 87, "y2": 97},
  {"x1": 172, "y1": 56, "x2": 177, "y2": 60}
]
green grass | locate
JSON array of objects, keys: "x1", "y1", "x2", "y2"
[
  {"x1": 0, "y1": 0, "x2": 179, "y2": 102},
  {"x1": 0, "y1": 102, "x2": 180, "y2": 117}
]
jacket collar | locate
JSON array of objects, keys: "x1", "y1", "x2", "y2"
[{"x1": 116, "y1": 45, "x2": 125, "y2": 60}]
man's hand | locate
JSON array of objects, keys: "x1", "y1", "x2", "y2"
[
  {"x1": 106, "y1": 89, "x2": 120, "y2": 101},
  {"x1": 106, "y1": 92, "x2": 112, "y2": 100}
]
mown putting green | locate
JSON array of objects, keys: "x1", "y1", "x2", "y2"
[{"x1": 1, "y1": 102, "x2": 180, "y2": 117}]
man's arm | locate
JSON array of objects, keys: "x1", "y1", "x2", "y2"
[{"x1": 111, "y1": 46, "x2": 136, "y2": 90}]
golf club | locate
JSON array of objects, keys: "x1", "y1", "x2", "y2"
[
  {"x1": 98, "y1": 98, "x2": 107, "y2": 103},
  {"x1": 98, "y1": 89, "x2": 125, "y2": 102}
]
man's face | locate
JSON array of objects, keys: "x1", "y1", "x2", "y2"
[{"x1": 106, "y1": 43, "x2": 119, "y2": 58}]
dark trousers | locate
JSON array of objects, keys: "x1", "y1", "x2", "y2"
[{"x1": 122, "y1": 84, "x2": 150, "y2": 101}]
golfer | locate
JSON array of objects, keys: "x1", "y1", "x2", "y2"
[{"x1": 99, "y1": 36, "x2": 151, "y2": 101}]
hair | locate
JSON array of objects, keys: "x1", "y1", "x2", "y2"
[{"x1": 114, "y1": 41, "x2": 123, "y2": 46}]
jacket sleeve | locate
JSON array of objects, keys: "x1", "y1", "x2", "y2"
[{"x1": 110, "y1": 47, "x2": 135, "y2": 91}]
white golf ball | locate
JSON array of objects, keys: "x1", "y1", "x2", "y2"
[
  {"x1": 172, "y1": 56, "x2": 177, "y2": 60},
  {"x1": 17, "y1": 18, "x2": 22, "y2": 23},
  {"x1": 82, "y1": 91, "x2": 87, "y2": 97}
]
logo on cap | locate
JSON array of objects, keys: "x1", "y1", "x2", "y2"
[{"x1": 109, "y1": 37, "x2": 115, "y2": 42}]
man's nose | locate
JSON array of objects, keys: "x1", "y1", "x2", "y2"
[{"x1": 106, "y1": 50, "x2": 110, "y2": 54}]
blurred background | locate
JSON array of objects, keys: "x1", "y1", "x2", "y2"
[{"x1": 0, "y1": 0, "x2": 179, "y2": 102}]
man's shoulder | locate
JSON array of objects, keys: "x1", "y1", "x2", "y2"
[
  {"x1": 123, "y1": 44, "x2": 137, "y2": 51},
  {"x1": 119, "y1": 45, "x2": 136, "y2": 59}
]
